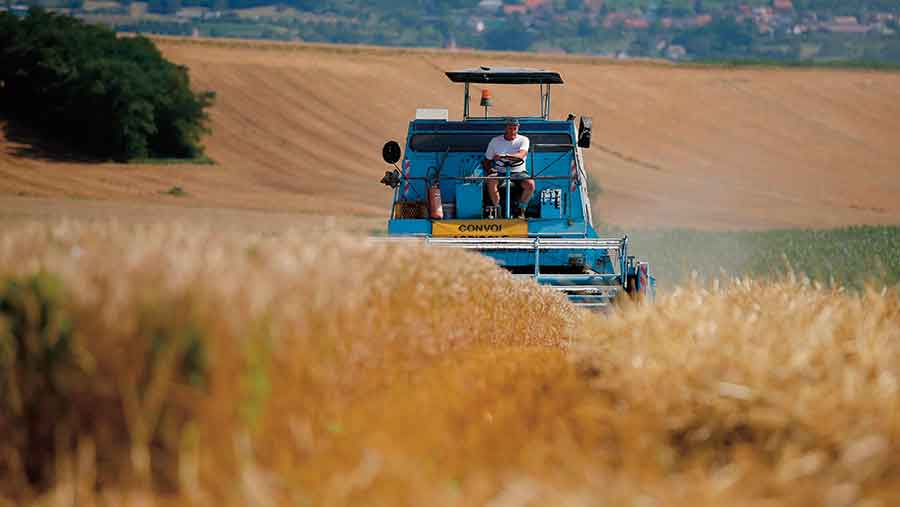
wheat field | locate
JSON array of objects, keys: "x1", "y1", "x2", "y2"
[
  {"x1": 1, "y1": 222, "x2": 898, "y2": 506},
  {"x1": 4, "y1": 34, "x2": 900, "y2": 507}
]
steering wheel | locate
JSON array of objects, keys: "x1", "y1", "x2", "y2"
[{"x1": 497, "y1": 155, "x2": 525, "y2": 168}]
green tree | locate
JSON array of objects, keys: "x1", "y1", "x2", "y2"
[
  {"x1": 673, "y1": 16, "x2": 754, "y2": 58},
  {"x1": 149, "y1": 0, "x2": 181, "y2": 15},
  {"x1": 577, "y1": 17, "x2": 593, "y2": 37},
  {"x1": 0, "y1": 9, "x2": 214, "y2": 160},
  {"x1": 483, "y1": 16, "x2": 533, "y2": 51}
]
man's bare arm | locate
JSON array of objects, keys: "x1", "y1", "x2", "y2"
[{"x1": 493, "y1": 149, "x2": 527, "y2": 160}]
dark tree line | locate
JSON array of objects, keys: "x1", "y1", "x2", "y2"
[
  {"x1": 0, "y1": 9, "x2": 214, "y2": 161},
  {"x1": 146, "y1": 0, "x2": 478, "y2": 15},
  {"x1": 673, "y1": 17, "x2": 754, "y2": 59}
]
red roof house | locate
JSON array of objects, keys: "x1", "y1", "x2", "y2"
[
  {"x1": 524, "y1": 0, "x2": 550, "y2": 9},
  {"x1": 602, "y1": 11, "x2": 627, "y2": 28},
  {"x1": 502, "y1": 4, "x2": 527, "y2": 15},
  {"x1": 773, "y1": 0, "x2": 793, "y2": 11},
  {"x1": 624, "y1": 17, "x2": 649, "y2": 29}
]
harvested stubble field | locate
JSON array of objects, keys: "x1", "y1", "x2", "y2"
[
  {"x1": 2, "y1": 222, "x2": 900, "y2": 506},
  {"x1": 3, "y1": 37, "x2": 900, "y2": 229}
]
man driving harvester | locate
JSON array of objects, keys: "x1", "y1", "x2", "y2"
[{"x1": 482, "y1": 118, "x2": 536, "y2": 219}]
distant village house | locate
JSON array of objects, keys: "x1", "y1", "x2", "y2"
[
  {"x1": 624, "y1": 17, "x2": 649, "y2": 29},
  {"x1": 502, "y1": 4, "x2": 527, "y2": 16},
  {"x1": 824, "y1": 15, "x2": 873, "y2": 34},
  {"x1": 477, "y1": 0, "x2": 501, "y2": 12},
  {"x1": 666, "y1": 45, "x2": 687, "y2": 60},
  {"x1": 773, "y1": 0, "x2": 793, "y2": 12}
]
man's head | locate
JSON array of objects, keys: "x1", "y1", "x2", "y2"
[{"x1": 504, "y1": 117, "x2": 519, "y2": 140}]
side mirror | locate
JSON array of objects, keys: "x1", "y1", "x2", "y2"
[
  {"x1": 382, "y1": 141, "x2": 402, "y2": 164},
  {"x1": 577, "y1": 116, "x2": 592, "y2": 149}
]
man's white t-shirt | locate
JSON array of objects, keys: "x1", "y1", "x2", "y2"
[{"x1": 485, "y1": 134, "x2": 530, "y2": 173}]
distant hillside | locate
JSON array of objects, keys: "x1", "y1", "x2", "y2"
[{"x1": 10, "y1": 0, "x2": 900, "y2": 63}]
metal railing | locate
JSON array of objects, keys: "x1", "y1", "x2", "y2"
[
  {"x1": 377, "y1": 235, "x2": 629, "y2": 285},
  {"x1": 396, "y1": 142, "x2": 582, "y2": 221}
]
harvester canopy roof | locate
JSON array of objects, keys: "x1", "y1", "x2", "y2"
[{"x1": 445, "y1": 67, "x2": 564, "y2": 84}]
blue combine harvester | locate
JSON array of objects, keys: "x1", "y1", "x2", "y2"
[{"x1": 379, "y1": 66, "x2": 654, "y2": 308}]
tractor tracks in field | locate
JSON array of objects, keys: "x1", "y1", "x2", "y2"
[{"x1": 593, "y1": 143, "x2": 664, "y2": 172}]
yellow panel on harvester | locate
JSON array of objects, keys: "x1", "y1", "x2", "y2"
[{"x1": 432, "y1": 220, "x2": 528, "y2": 237}]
